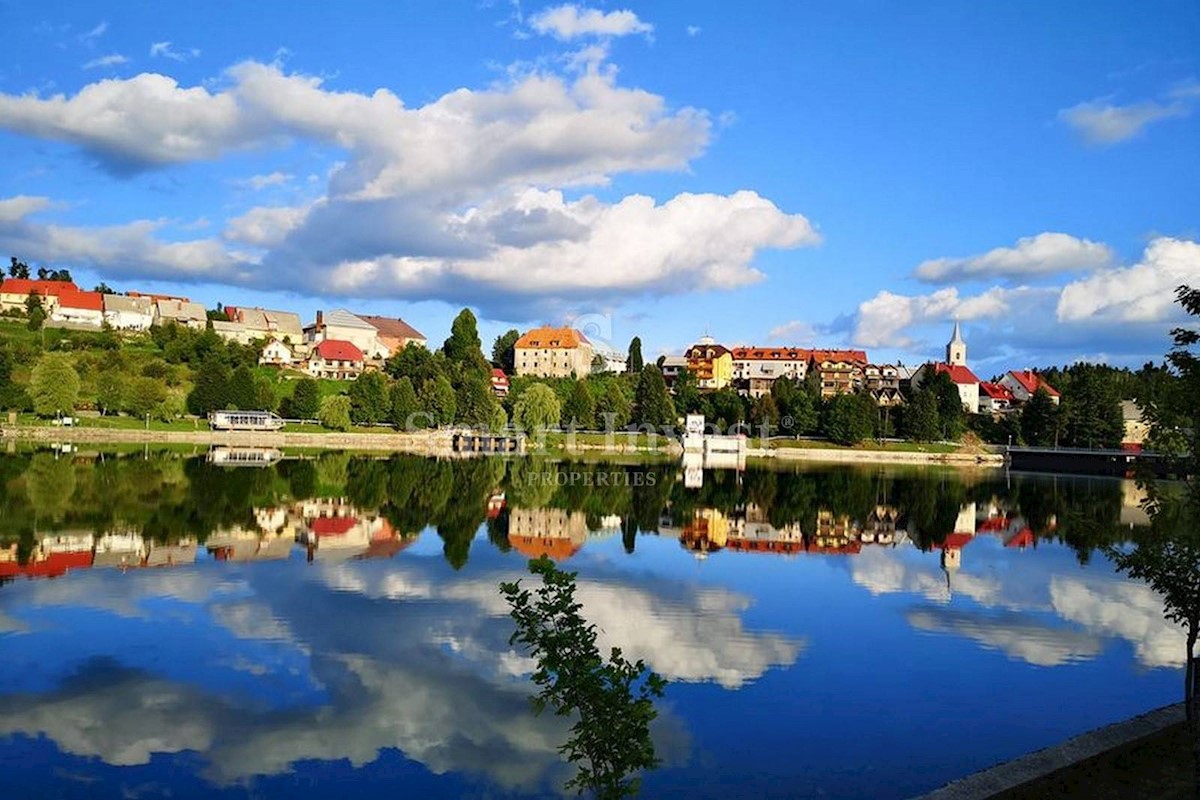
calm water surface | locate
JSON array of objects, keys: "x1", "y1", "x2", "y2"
[{"x1": 0, "y1": 449, "x2": 1185, "y2": 799}]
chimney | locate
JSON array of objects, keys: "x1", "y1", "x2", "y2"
[{"x1": 316, "y1": 310, "x2": 324, "y2": 327}]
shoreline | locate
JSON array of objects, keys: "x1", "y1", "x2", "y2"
[{"x1": 1, "y1": 424, "x2": 1007, "y2": 468}]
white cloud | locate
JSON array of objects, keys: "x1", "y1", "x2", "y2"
[
  {"x1": 0, "y1": 60, "x2": 817, "y2": 313},
  {"x1": 1056, "y1": 237, "x2": 1200, "y2": 323},
  {"x1": 79, "y1": 21, "x2": 108, "y2": 43},
  {"x1": 1059, "y1": 97, "x2": 1191, "y2": 145},
  {"x1": 767, "y1": 320, "x2": 817, "y2": 344},
  {"x1": 223, "y1": 203, "x2": 312, "y2": 247},
  {"x1": 232, "y1": 171, "x2": 293, "y2": 190},
  {"x1": 149, "y1": 41, "x2": 201, "y2": 62},
  {"x1": 530, "y1": 5, "x2": 653, "y2": 40},
  {"x1": 82, "y1": 54, "x2": 129, "y2": 70},
  {"x1": 852, "y1": 236, "x2": 1199, "y2": 355},
  {"x1": 0, "y1": 195, "x2": 52, "y2": 223},
  {"x1": 915, "y1": 232, "x2": 1113, "y2": 283},
  {"x1": 686, "y1": 25, "x2": 701, "y2": 37}
]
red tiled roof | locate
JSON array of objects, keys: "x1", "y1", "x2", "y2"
[
  {"x1": 491, "y1": 368, "x2": 509, "y2": 384},
  {"x1": 1007, "y1": 370, "x2": 1059, "y2": 398},
  {"x1": 1006, "y1": 529, "x2": 1036, "y2": 549},
  {"x1": 810, "y1": 349, "x2": 869, "y2": 365},
  {"x1": 314, "y1": 339, "x2": 365, "y2": 362},
  {"x1": 310, "y1": 516, "x2": 358, "y2": 536},
  {"x1": 0, "y1": 278, "x2": 79, "y2": 296},
  {"x1": 359, "y1": 315, "x2": 426, "y2": 341},
  {"x1": 58, "y1": 291, "x2": 104, "y2": 311},
  {"x1": 934, "y1": 363, "x2": 981, "y2": 385},
  {"x1": 730, "y1": 347, "x2": 812, "y2": 361},
  {"x1": 979, "y1": 381, "x2": 1014, "y2": 400},
  {"x1": 934, "y1": 532, "x2": 975, "y2": 550},
  {"x1": 515, "y1": 326, "x2": 587, "y2": 349},
  {"x1": 508, "y1": 534, "x2": 582, "y2": 561}
]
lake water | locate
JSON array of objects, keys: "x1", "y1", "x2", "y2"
[{"x1": 0, "y1": 449, "x2": 1186, "y2": 799}]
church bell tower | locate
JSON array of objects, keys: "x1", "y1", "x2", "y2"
[{"x1": 946, "y1": 320, "x2": 966, "y2": 366}]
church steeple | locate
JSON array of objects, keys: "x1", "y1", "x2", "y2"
[{"x1": 946, "y1": 319, "x2": 967, "y2": 366}]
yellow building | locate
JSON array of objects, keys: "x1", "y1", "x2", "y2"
[{"x1": 684, "y1": 335, "x2": 734, "y2": 390}]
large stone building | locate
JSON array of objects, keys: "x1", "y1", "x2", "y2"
[{"x1": 514, "y1": 327, "x2": 594, "y2": 378}]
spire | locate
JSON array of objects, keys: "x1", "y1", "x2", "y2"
[
  {"x1": 950, "y1": 318, "x2": 964, "y2": 345},
  {"x1": 946, "y1": 318, "x2": 967, "y2": 366}
]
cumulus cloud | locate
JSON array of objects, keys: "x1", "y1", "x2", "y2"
[
  {"x1": 1056, "y1": 237, "x2": 1200, "y2": 323},
  {"x1": 914, "y1": 232, "x2": 1113, "y2": 284},
  {"x1": 0, "y1": 58, "x2": 816, "y2": 313},
  {"x1": 78, "y1": 21, "x2": 108, "y2": 43},
  {"x1": 530, "y1": 5, "x2": 653, "y2": 40},
  {"x1": 768, "y1": 319, "x2": 817, "y2": 344},
  {"x1": 852, "y1": 236, "x2": 1199, "y2": 355},
  {"x1": 82, "y1": 54, "x2": 129, "y2": 70},
  {"x1": 223, "y1": 203, "x2": 312, "y2": 247}
]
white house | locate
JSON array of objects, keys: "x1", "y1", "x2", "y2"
[
  {"x1": 912, "y1": 362, "x2": 981, "y2": 414},
  {"x1": 304, "y1": 309, "x2": 388, "y2": 360},
  {"x1": 260, "y1": 339, "x2": 297, "y2": 367},
  {"x1": 999, "y1": 370, "x2": 1061, "y2": 406},
  {"x1": 49, "y1": 291, "x2": 105, "y2": 329},
  {"x1": 731, "y1": 347, "x2": 810, "y2": 398},
  {"x1": 102, "y1": 294, "x2": 154, "y2": 331}
]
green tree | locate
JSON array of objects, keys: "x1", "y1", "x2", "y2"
[
  {"x1": 514, "y1": 383, "x2": 562, "y2": 431},
  {"x1": 318, "y1": 394, "x2": 352, "y2": 431},
  {"x1": 0, "y1": 348, "x2": 30, "y2": 411},
  {"x1": 903, "y1": 389, "x2": 940, "y2": 442},
  {"x1": 29, "y1": 353, "x2": 80, "y2": 417},
  {"x1": 492, "y1": 329, "x2": 520, "y2": 373},
  {"x1": 822, "y1": 392, "x2": 875, "y2": 445},
  {"x1": 633, "y1": 366, "x2": 675, "y2": 429},
  {"x1": 8, "y1": 257, "x2": 30, "y2": 279},
  {"x1": 672, "y1": 368, "x2": 703, "y2": 416},
  {"x1": 227, "y1": 365, "x2": 258, "y2": 410},
  {"x1": 187, "y1": 358, "x2": 231, "y2": 416},
  {"x1": 124, "y1": 376, "x2": 167, "y2": 419},
  {"x1": 772, "y1": 378, "x2": 819, "y2": 436},
  {"x1": 627, "y1": 337, "x2": 644, "y2": 373},
  {"x1": 1105, "y1": 286, "x2": 1200, "y2": 787},
  {"x1": 389, "y1": 377, "x2": 421, "y2": 429},
  {"x1": 926, "y1": 370, "x2": 965, "y2": 440},
  {"x1": 709, "y1": 387, "x2": 746, "y2": 430},
  {"x1": 1062, "y1": 366, "x2": 1124, "y2": 449},
  {"x1": 421, "y1": 375, "x2": 458, "y2": 427},
  {"x1": 95, "y1": 371, "x2": 125, "y2": 416},
  {"x1": 593, "y1": 378, "x2": 633, "y2": 430},
  {"x1": 25, "y1": 293, "x2": 45, "y2": 331},
  {"x1": 386, "y1": 343, "x2": 447, "y2": 386},
  {"x1": 563, "y1": 380, "x2": 597, "y2": 430},
  {"x1": 349, "y1": 370, "x2": 390, "y2": 425},
  {"x1": 93, "y1": 282, "x2": 115, "y2": 294},
  {"x1": 750, "y1": 393, "x2": 780, "y2": 433},
  {"x1": 288, "y1": 378, "x2": 320, "y2": 419},
  {"x1": 456, "y1": 370, "x2": 501, "y2": 426},
  {"x1": 1020, "y1": 388, "x2": 1058, "y2": 447},
  {"x1": 500, "y1": 557, "x2": 666, "y2": 799},
  {"x1": 443, "y1": 308, "x2": 488, "y2": 374}
]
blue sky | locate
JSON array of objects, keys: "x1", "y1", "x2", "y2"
[{"x1": 0, "y1": 1, "x2": 1197, "y2": 373}]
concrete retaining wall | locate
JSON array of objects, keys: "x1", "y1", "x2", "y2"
[{"x1": 751, "y1": 446, "x2": 1005, "y2": 468}]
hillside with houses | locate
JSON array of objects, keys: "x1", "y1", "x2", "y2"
[{"x1": 0, "y1": 262, "x2": 1164, "y2": 451}]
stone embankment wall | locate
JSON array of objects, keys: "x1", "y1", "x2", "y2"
[
  {"x1": 0, "y1": 425, "x2": 454, "y2": 455},
  {"x1": 749, "y1": 446, "x2": 1006, "y2": 468}
]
